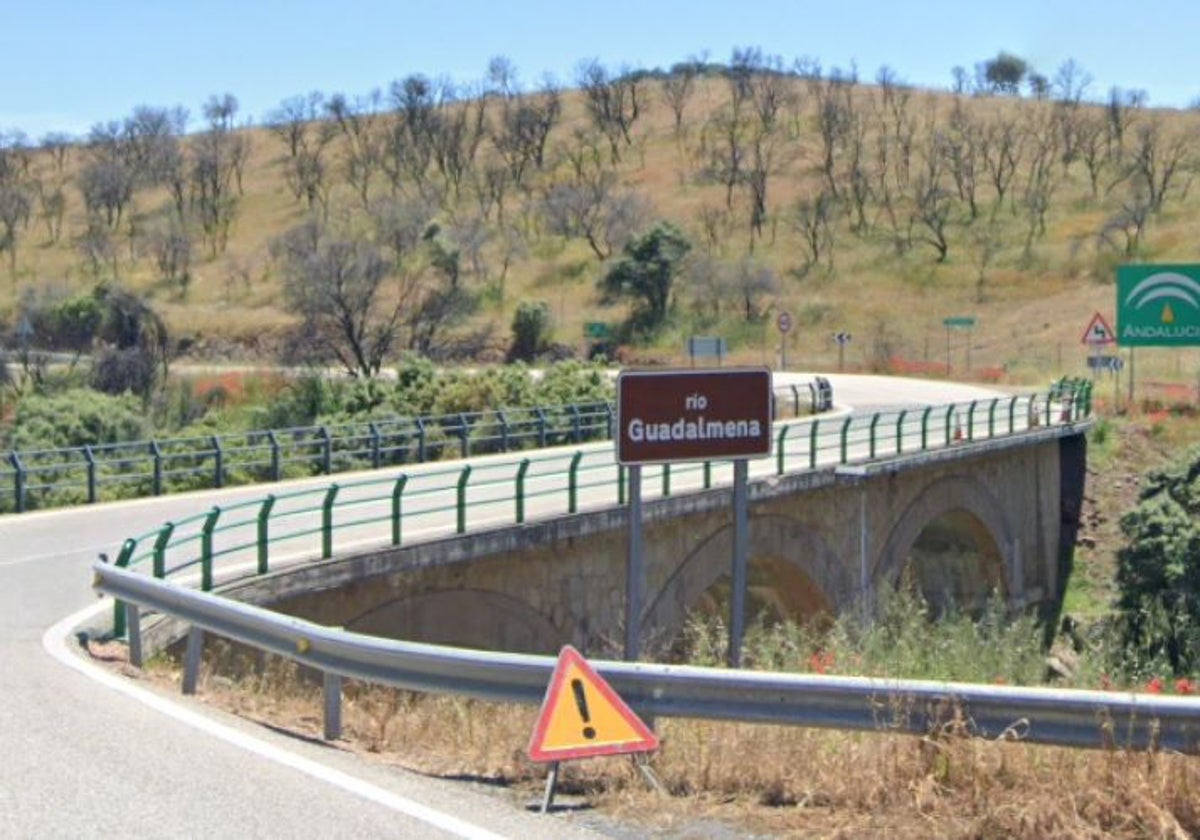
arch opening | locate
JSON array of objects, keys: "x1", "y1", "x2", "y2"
[{"x1": 900, "y1": 508, "x2": 1006, "y2": 618}]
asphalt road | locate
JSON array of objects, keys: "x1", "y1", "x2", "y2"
[{"x1": 0, "y1": 373, "x2": 1004, "y2": 838}]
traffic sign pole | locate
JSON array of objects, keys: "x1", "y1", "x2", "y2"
[
  {"x1": 729, "y1": 459, "x2": 748, "y2": 668},
  {"x1": 625, "y1": 465, "x2": 643, "y2": 661}
]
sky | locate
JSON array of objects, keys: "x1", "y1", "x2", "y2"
[{"x1": 2, "y1": 0, "x2": 1199, "y2": 138}]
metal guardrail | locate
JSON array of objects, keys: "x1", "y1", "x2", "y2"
[
  {"x1": 2, "y1": 382, "x2": 835, "y2": 514},
  {"x1": 94, "y1": 562, "x2": 1200, "y2": 753}
]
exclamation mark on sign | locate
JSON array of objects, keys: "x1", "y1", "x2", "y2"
[{"x1": 571, "y1": 678, "x2": 596, "y2": 740}]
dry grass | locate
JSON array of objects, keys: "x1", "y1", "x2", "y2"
[{"x1": 131, "y1": 639, "x2": 1198, "y2": 839}]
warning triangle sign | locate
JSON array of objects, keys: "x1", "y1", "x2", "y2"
[
  {"x1": 1081, "y1": 312, "x2": 1115, "y2": 345},
  {"x1": 527, "y1": 645, "x2": 659, "y2": 763}
]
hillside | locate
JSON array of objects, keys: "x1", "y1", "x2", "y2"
[{"x1": 2, "y1": 62, "x2": 1200, "y2": 386}]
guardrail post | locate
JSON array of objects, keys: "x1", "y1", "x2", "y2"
[
  {"x1": 200, "y1": 507, "x2": 220, "y2": 591},
  {"x1": 895, "y1": 410, "x2": 907, "y2": 454},
  {"x1": 415, "y1": 417, "x2": 427, "y2": 462},
  {"x1": 457, "y1": 413, "x2": 471, "y2": 458},
  {"x1": 267, "y1": 430, "x2": 281, "y2": 481},
  {"x1": 497, "y1": 410, "x2": 509, "y2": 452},
  {"x1": 257, "y1": 496, "x2": 275, "y2": 575},
  {"x1": 988, "y1": 399, "x2": 998, "y2": 438},
  {"x1": 570, "y1": 405, "x2": 582, "y2": 443},
  {"x1": 83, "y1": 444, "x2": 97, "y2": 504},
  {"x1": 662, "y1": 464, "x2": 671, "y2": 497},
  {"x1": 809, "y1": 419, "x2": 819, "y2": 469},
  {"x1": 515, "y1": 460, "x2": 530, "y2": 523},
  {"x1": 390, "y1": 475, "x2": 408, "y2": 545},
  {"x1": 703, "y1": 461, "x2": 712, "y2": 489},
  {"x1": 868, "y1": 414, "x2": 881, "y2": 459},
  {"x1": 319, "y1": 426, "x2": 332, "y2": 475},
  {"x1": 808, "y1": 382, "x2": 818, "y2": 413},
  {"x1": 126, "y1": 604, "x2": 143, "y2": 668},
  {"x1": 8, "y1": 451, "x2": 25, "y2": 514},
  {"x1": 618, "y1": 464, "x2": 626, "y2": 505},
  {"x1": 182, "y1": 626, "x2": 203, "y2": 695},
  {"x1": 1008, "y1": 396, "x2": 1019, "y2": 434},
  {"x1": 568, "y1": 451, "x2": 583, "y2": 513},
  {"x1": 776, "y1": 425, "x2": 790, "y2": 475},
  {"x1": 921, "y1": 407, "x2": 933, "y2": 450},
  {"x1": 323, "y1": 672, "x2": 342, "y2": 741},
  {"x1": 152, "y1": 522, "x2": 174, "y2": 578},
  {"x1": 946, "y1": 405, "x2": 958, "y2": 446},
  {"x1": 369, "y1": 422, "x2": 382, "y2": 469},
  {"x1": 110, "y1": 539, "x2": 136, "y2": 637},
  {"x1": 210, "y1": 436, "x2": 224, "y2": 489},
  {"x1": 535, "y1": 408, "x2": 548, "y2": 448},
  {"x1": 791, "y1": 384, "x2": 801, "y2": 417},
  {"x1": 839, "y1": 416, "x2": 852, "y2": 464},
  {"x1": 456, "y1": 466, "x2": 471, "y2": 534},
  {"x1": 967, "y1": 401, "x2": 978, "y2": 441},
  {"x1": 604, "y1": 403, "x2": 614, "y2": 439},
  {"x1": 322, "y1": 485, "x2": 339, "y2": 559},
  {"x1": 149, "y1": 440, "x2": 163, "y2": 496}
]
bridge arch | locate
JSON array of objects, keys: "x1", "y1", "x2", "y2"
[
  {"x1": 873, "y1": 473, "x2": 1013, "y2": 614},
  {"x1": 642, "y1": 514, "x2": 852, "y2": 648},
  {"x1": 346, "y1": 589, "x2": 560, "y2": 654}
]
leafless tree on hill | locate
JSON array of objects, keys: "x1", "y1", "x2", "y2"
[
  {"x1": 577, "y1": 60, "x2": 644, "y2": 163},
  {"x1": 327, "y1": 90, "x2": 386, "y2": 209},
  {"x1": 911, "y1": 143, "x2": 955, "y2": 262},
  {"x1": 659, "y1": 61, "x2": 699, "y2": 141},
  {"x1": 491, "y1": 82, "x2": 561, "y2": 190},
  {"x1": 980, "y1": 117, "x2": 1025, "y2": 216},
  {"x1": 269, "y1": 92, "x2": 338, "y2": 212},
  {"x1": 0, "y1": 185, "x2": 32, "y2": 277},
  {"x1": 486, "y1": 55, "x2": 519, "y2": 99},
  {"x1": 540, "y1": 171, "x2": 649, "y2": 260},
  {"x1": 1129, "y1": 119, "x2": 1190, "y2": 213},
  {"x1": 790, "y1": 190, "x2": 837, "y2": 277},
  {"x1": 942, "y1": 100, "x2": 981, "y2": 220}
]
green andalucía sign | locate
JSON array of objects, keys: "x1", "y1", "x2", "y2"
[{"x1": 1116, "y1": 264, "x2": 1200, "y2": 347}]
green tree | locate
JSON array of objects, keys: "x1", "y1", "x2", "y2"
[
  {"x1": 981, "y1": 52, "x2": 1029, "y2": 95},
  {"x1": 600, "y1": 222, "x2": 691, "y2": 338},
  {"x1": 508, "y1": 300, "x2": 552, "y2": 362},
  {"x1": 1115, "y1": 448, "x2": 1200, "y2": 674}
]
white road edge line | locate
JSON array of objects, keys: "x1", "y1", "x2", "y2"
[{"x1": 42, "y1": 599, "x2": 509, "y2": 840}]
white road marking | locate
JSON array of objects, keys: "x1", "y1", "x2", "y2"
[{"x1": 42, "y1": 601, "x2": 508, "y2": 840}]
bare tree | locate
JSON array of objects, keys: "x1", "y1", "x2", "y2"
[
  {"x1": 911, "y1": 146, "x2": 954, "y2": 262},
  {"x1": 540, "y1": 172, "x2": 650, "y2": 260},
  {"x1": 269, "y1": 92, "x2": 337, "y2": 211},
  {"x1": 942, "y1": 100, "x2": 981, "y2": 219},
  {"x1": 1130, "y1": 119, "x2": 1189, "y2": 212},
  {"x1": 78, "y1": 159, "x2": 134, "y2": 228},
  {"x1": 790, "y1": 190, "x2": 837, "y2": 276},
  {"x1": 577, "y1": 60, "x2": 644, "y2": 163},
  {"x1": 980, "y1": 117, "x2": 1025, "y2": 214},
  {"x1": 491, "y1": 81, "x2": 561, "y2": 189},
  {"x1": 659, "y1": 61, "x2": 700, "y2": 139},
  {"x1": 328, "y1": 90, "x2": 385, "y2": 208},
  {"x1": 0, "y1": 185, "x2": 32, "y2": 276},
  {"x1": 1098, "y1": 189, "x2": 1151, "y2": 256}
]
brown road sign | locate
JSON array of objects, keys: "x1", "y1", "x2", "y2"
[{"x1": 616, "y1": 368, "x2": 772, "y2": 465}]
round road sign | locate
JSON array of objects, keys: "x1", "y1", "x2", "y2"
[{"x1": 777, "y1": 311, "x2": 793, "y2": 334}]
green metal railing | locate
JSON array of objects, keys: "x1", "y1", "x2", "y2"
[{"x1": 106, "y1": 384, "x2": 1092, "y2": 635}]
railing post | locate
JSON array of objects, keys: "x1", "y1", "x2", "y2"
[
  {"x1": 267, "y1": 430, "x2": 281, "y2": 482},
  {"x1": 839, "y1": 416, "x2": 853, "y2": 464},
  {"x1": 791, "y1": 384, "x2": 801, "y2": 417},
  {"x1": 808, "y1": 382, "x2": 818, "y2": 413},
  {"x1": 497, "y1": 410, "x2": 509, "y2": 452},
  {"x1": 83, "y1": 445, "x2": 97, "y2": 504},
  {"x1": 257, "y1": 496, "x2": 275, "y2": 575},
  {"x1": 868, "y1": 414, "x2": 881, "y2": 459},
  {"x1": 415, "y1": 417, "x2": 427, "y2": 463},
  {"x1": 319, "y1": 426, "x2": 332, "y2": 475},
  {"x1": 535, "y1": 407, "x2": 548, "y2": 448},
  {"x1": 568, "y1": 451, "x2": 583, "y2": 513},
  {"x1": 776, "y1": 424, "x2": 790, "y2": 475},
  {"x1": 703, "y1": 461, "x2": 712, "y2": 489},
  {"x1": 811, "y1": 417, "x2": 820, "y2": 470},
  {"x1": 369, "y1": 422, "x2": 381, "y2": 470},
  {"x1": 322, "y1": 484, "x2": 339, "y2": 559},
  {"x1": 126, "y1": 604, "x2": 143, "y2": 668},
  {"x1": 152, "y1": 522, "x2": 175, "y2": 578},
  {"x1": 457, "y1": 413, "x2": 471, "y2": 458},
  {"x1": 391, "y1": 475, "x2": 408, "y2": 545},
  {"x1": 110, "y1": 538, "x2": 136, "y2": 637},
  {"x1": 149, "y1": 440, "x2": 163, "y2": 496},
  {"x1": 456, "y1": 466, "x2": 472, "y2": 533},
  {"x1": 967, "y1": 401, "x2": 978, "y2": 441},
  {"x1": 945, "y1": 405, "x2": 957, "y2": 446},
  {"x1": 8, "y1": 451, "x2": 24, "y2": 514},
  {"x1": 618, "y1": 464, "x2": 626, "y2": 505},
  {"x1": 921, "y1": 407, "x2": 933, "y2": 451},
  {"x1": 515, "y1": 459, "x2": 530, "y2": 523},
  {"x1": 569, "y1": 405, "x2": 582, "y2": 444},
  {"x1": 604, "y1": 403, "x2": 615, "y2": 439},
  {"x1": 662, "y1": 464, "x2": 671, "y2": 497},
  {"x1": 200, "y1": 507, "x2": 220, "y2": 592},
  {"x1": 988, "y1": 398, "x2": 998, "y2": 438},
  {"x1": 182, "y1": 626, "x2": 203, "y2": 695},
  {"x1": 210, "y1": 435, "x2": 224, "y2": 489},
  {"x1": 896, "y1": 410, "x2": 907, "y2": 454},
  {"x1": 1008, "y1": 396, "x2": 1019, "y2": 434}
]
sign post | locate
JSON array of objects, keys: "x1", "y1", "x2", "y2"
[
  {"x1": 833, "y1": 331, "x2": 852, "y2": 372},
  {"x1": 1081, "y1": 312, "x2": 1116, "y2": 382},
  {"x1": 942, "y1": 317, "x2": 976, "y2": 375},
  {"x1": 776, "y1": 311, "x2": 793, "y2": 370},
  {"x1": 616, "y1": 368, "x2": 772, "y2": 665}
]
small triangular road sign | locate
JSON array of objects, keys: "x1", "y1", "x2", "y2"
[
  {"x1": 527, "y1": 645, "x2": 659, "y2": 763},
  {"x1": 1081, "y1": 312, "x2": 1115, "y2": 345}
]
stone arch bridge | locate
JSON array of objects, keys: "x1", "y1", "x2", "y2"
[{"x1": 219, "y1": 426, "x2": 1086, "y2": 656}]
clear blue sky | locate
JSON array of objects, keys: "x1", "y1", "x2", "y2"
[{"x1": 2, "y1": 0, "x2": 1198, "y2": 137}]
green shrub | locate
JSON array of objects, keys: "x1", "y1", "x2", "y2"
[{"x1": 12, "y1": 388, "x2": 148, "y2": 451}]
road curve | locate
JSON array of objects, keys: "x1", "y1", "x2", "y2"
[{"x1": 0, "y1": 373, "x2": 1004, "y2": 837}]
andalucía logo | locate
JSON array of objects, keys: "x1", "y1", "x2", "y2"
[{"x1": 1116, "y1": 265, "x2": 1200, "y2": 347}]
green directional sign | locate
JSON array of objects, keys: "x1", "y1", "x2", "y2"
[
  {"x1": 583, "y1": 321, "x2": 610, "y2": 339},
  {"x1": 942, "y1": 316, "x2": 976, "y2": 328},
  {"x1": 1117, "y1": 265, "x2": 1200, "y2": 347}
]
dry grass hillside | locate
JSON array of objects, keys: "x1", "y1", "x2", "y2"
[{"x1": 3, "y1": 64, "x2": 1200, "y2": 385}]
